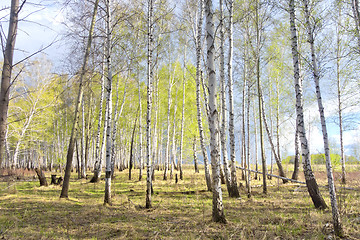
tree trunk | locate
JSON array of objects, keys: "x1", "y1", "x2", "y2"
[
  {"x1": 219, "y1": 0, "x2": 232, "y2": 197},
  {"x1": 90, "y1": 48, "x2": 106, "y2": 183},
  {"x1": 195, "y1": 0, "x2": 212, "y2": 192},
  {"x1": 35, "y1": 167, "x2": 48, "y2": 187},
  {"x1": 104, "y1": 0, "x2": 113, "y2": 205},
  {"x1": 254, "y1": 103, "x2": 258, "y2": 180},
  {"x1": 81, "y1": 98, "x2": 86, "y2": 178},
  {"x1": 302, "y1": 0, "x2": 343, "y2": 236},
  {"x1": 13, "y1": 105, "x2": 37, "y2": 169},
  {"x1": 257, "y1": 60, "x2": 267, "y2": 194},
  {"x1": 164, "y1": 68, "x2": 173, "y2": 181},
  {"x1": 205, "y1": 0, "x2": 226, "y2": 223},
  {"x1": 129, "y1": 111, "x2": 138, "y2": 180},
  {"x1": 260, "y1": 90, "x2": 288, "y2": 183},
  {"x1": 76, "y1": 139, "x2": 81, "y2": 179},
  {"x1": 146, "y1": 0, "x2": 154, "y2": 209},
  {"x1": 138, "y1": 74, "x2": 143, "y2": 181},
  {"x1": 179, "y1": 46, "x2": 186, "y2": 181},
  {"x1": 110, "y1": 76, "x2": 127, "y2": 177},
  {"x1": 193, "y1": 137, "x2": 199, "y2": 173},
  {"x1": 335, "y1": 6, "x2": 346, "y2": 185},
  {"x1": 246, "y1": 76, "x2": 252, "y2": 198},
  {"x1": 292, "y1": 117, "x2": 300, "y2": 180},
  {"x1": 170, "y1": 93, "x2": 178, "y2": 179},
  {"x1": 288, "y1": 0, "x2": 327, "y2": 210},
  {"x1": 60, "y1": 0, "x2": 100, "y2": 198},
  {"x1": 0, "y1": 0, "x2": 20, "y2": 167},
  {"x1": 151, "y1": 70, "x2": 159, "y2": 181},
  {"x1": 227, "y1": 0, "x2": 240, "y2": 198},
  {"x1": 254, "y1": 0, "x2": 266, "y2": 194}
]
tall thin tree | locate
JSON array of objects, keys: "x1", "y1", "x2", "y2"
[
  {"x1": 146, "y1": 0, "x2": 154, "y2": 209},
  {"x1": 302, "y1": 0, "x2": 343, "y2": 236},
  {"x1": 205, "y1": 0, "x2": 226, "y2": 223},
  {"x1": 0, "y1": 0, "x2": 21, "y2": 168},
  {"x1": 227, "y1": 0, "x2": 240, "y2": 198},
  {"x1": 195, "y1": 0, "x2": 212, "y2": 192},
  {"x1": 104, "y1": 0, "x2": 113, "y2": 205},
  {"x1": 219, "y1": 0, "x2": 232, "y2": 196},
  {"x1": 60, "y1": 0, "x2": 100, "y2": 198},
  {"x1": 288, "y1": 0, "x2": 327, "y2": 209}
]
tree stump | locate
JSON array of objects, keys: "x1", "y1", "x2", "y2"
[
  {"x1": 57, "y1": 176, "x2": 63, "y2": 185},
  {"x1": 51, "y1": 175, "x2": 57, "y2": 185},
  {"x1": 34, "y1": 168, "x2": 48, "y2": 187}
]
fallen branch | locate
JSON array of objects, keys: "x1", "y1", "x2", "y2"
[{"x1": 236, "y1": 166, "x2": 306, "y2": 184}]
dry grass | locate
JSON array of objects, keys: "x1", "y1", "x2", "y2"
[{"x1": 0, "y1": 165, "x2": 359, "y2": 239}]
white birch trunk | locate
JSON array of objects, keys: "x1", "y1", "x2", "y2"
[
  {"x1": 246, "y1": 77, "x2": 252, "y2": 197},
  {"x1": 138, "y1": 75, "x2": 143, "y2": 181},
  {"x1": 170, "y1": 91, "x2": 178, "y2": 180},
  {"x1": 219, "y1": 0, "x2": 232, "y2": 197},
  {"x1": 288, "y1": 0, "x2": 327, "y2": 209},
  {"x1": 110, "y1": 78, "x2": 127, "y2": 174},
  {"x1": 254, "y1": 0, "x2": 267, "y2": 194},
  {"x1": 13, "y1": 106, "x2": 36, "y2": 168},
  {"x1": 146, "y1": 0, "x2": 154, "y2": 209},
  {"x1": 205, "y1": 0, "x2": 226, "y2": 223},
  {"x1": 179, "y1": 47, "x2": 186, "y2": 180},
  {"x1": 253, "y1": 103, "x2": 258, "y2": 180},
  {"x1": 291, "y1": 116, "x2": 300, "y2": 180},
  {"x1": 226, "y1": 0, "x2": 240, "y2": 198},
  {"x1": 90, "y1": 53, "x2": 106, "y2": 182},
  {"x1": 193, "y1": 137, "x2": 199, "y2": 173},
  {"x1": 260, "y1": 90, "x2": 287, "y2": 183},
  {"x1": 104, "y1": 0, "x2": 113, "y2": 205},
  {"x1": 164, "y1": 69, "x2": 173, "y2": 180},
  {"x1": 151, "y1": 71, "x2": 159, "y2": 175},
  {"x1": 81, "y1": 98, "x2": 86, "y2": 178},
  {"x1": 195, "y1": 0, "x2": 212, "y2": 192},
  {"x1": 302, "y1": 0, "x2": 343, "y2": 235},
  {"x1": 335, "y1": 8, "x2": 346, "y2": 184}
]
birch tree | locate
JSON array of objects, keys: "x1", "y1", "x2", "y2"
[
  {"x1": 195, "y1": 0, "x2": 212, "y2": 192},
  {"x1": 260, "y1": 89, "x2": 288, "y2": 183},
  {"x1": 60, "y1": 0, "x2": 100, "y2": 198},
  {"x1": 146, "y1": 0, "x2": 154, "y2": 209},
  {"x1": 226, "y1": 0, "x2": 240, "y2": 198},
  {"x1": 103, "y1": 0, "x2": 113, "y2": 205},
  {"x1": 179, "y1": 47, "x2": 186, "y2": 180},
  {"x1": 302, "y1": 0, "x2": 343, "y2": 235},
  {"x1": 288, "y1": 0, "x2": 327, "y2": 209},
  {"x1": 205, "y1": 0, "x2": 226, "y2": 223},
  {"x1": 219, "y1": 0, "x2": 232, "y2": 196},
  {"x1": 138, "y1": 75, "x2": 144, "y2": 181},
  {"x1": 90, "y1": 55, "x2": 106, "y2": 183},
  {"x1": 164, "y1": 66, "x2": 174, "y2": 180}
]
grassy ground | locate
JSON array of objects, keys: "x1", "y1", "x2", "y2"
[{"x1": 0, "y1": 165, "x2": 359, "y2": 239}]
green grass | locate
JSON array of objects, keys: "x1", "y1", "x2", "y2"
[{"x1": 0, "y1": 165, "x2": 359, "y2": 239}]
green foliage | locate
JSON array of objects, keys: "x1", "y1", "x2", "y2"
[{"x1": 282, "y1": 153, "x2": 359, "y2": 165}]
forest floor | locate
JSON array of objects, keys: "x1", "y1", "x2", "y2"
[{"x1": 0, "y1": 165, "x2": 359, "y2": 239}]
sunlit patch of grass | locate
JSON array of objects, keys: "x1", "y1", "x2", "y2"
[{"x1": 0, "y1": 165, "x2": 359, "y2": 239}]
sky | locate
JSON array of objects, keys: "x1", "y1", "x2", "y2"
[
  {"x1": 1, "y1": 1, "x2": 360, "y2": 160},
  {"x1": 0, "y1": 1, "x2": 66, "y2": 69}
]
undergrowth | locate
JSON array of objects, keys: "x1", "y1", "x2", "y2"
[{"x1": 0, "y1": 165, "x2": 359, "y2": 239}]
